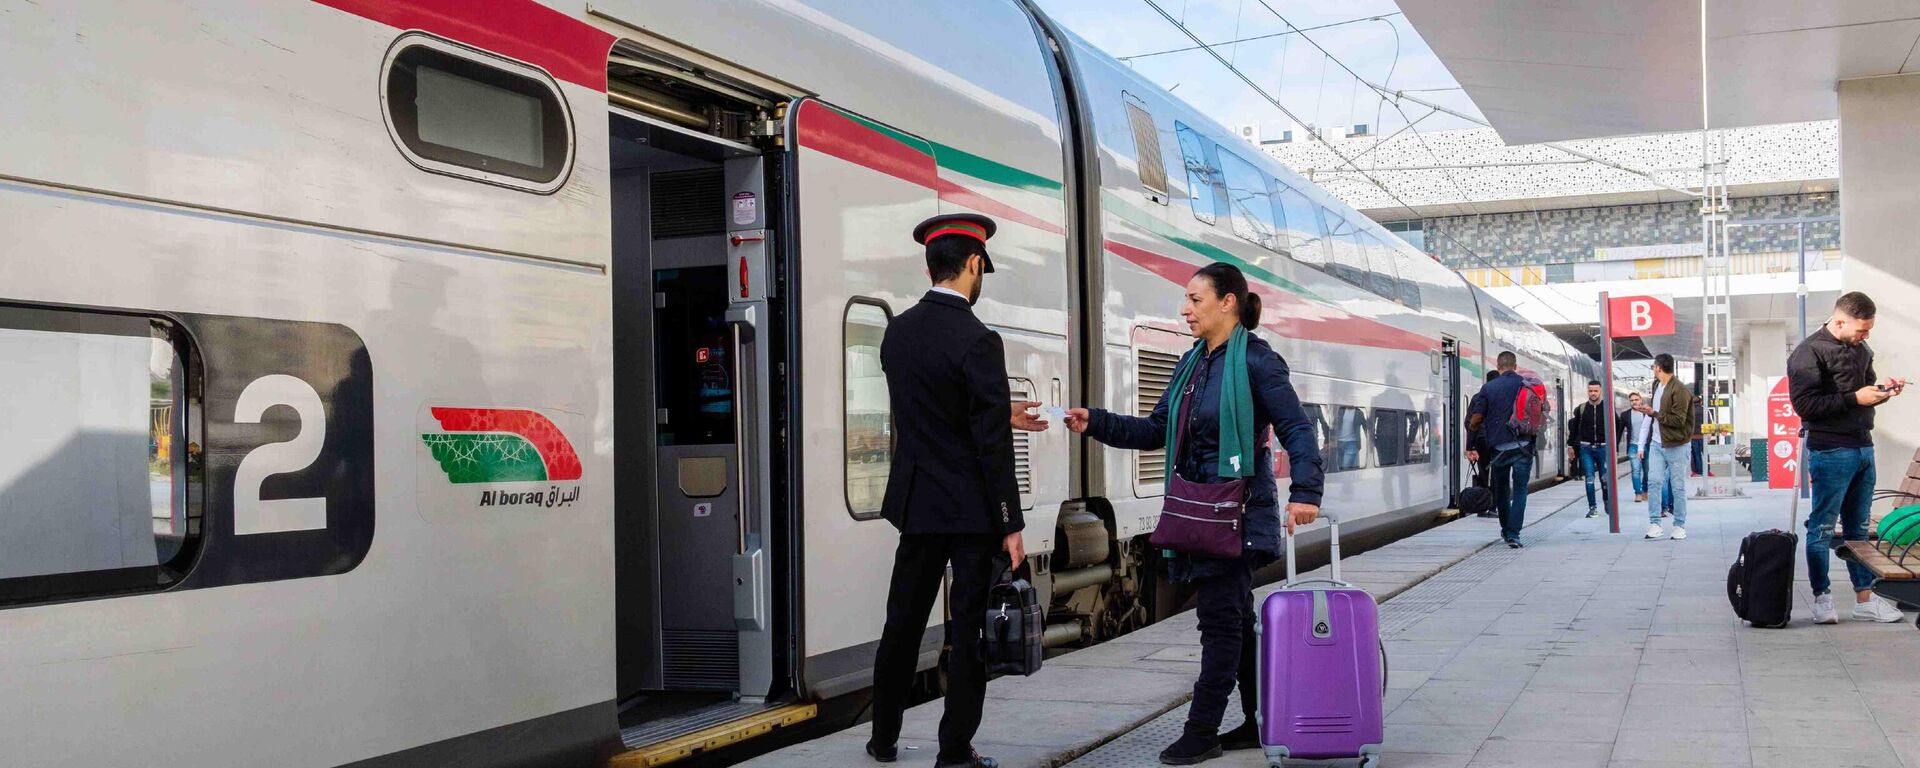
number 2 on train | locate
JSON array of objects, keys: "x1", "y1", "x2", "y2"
[{"x1": 232, "y1": 374, "x2": 329, "y2": 535}]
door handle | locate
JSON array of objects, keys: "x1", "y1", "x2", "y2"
[{"x1": 729, "y1": 319, "x2": 750, "y2": 555}]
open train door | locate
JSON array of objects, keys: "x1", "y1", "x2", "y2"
[
  {"x1": 782, "y1": 97, "x2": 949, "y2": 700},
  {"x1": 1442, "y1": 337, "x2": 1462, "y2": 506},
  {"x1": 605, "y1": 44, "x2": 810, "y2": 761}
]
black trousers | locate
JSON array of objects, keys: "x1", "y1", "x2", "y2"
[
  {"x1": 1187, "y1": 556, "x2": 1258, "y2": 730},
  {"x1": 870, "y1": 533, "x2": 999, "y2": 763}
]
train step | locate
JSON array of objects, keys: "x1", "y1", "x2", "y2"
[{"x1": 609, "y1": 701, "x2": 817, "y2": 767}]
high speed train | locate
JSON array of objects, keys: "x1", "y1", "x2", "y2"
[{"x1": 0, "y1": 1, "x2": 1593, "y2": 766}]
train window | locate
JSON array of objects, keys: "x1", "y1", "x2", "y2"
[
  {"x1": 1396, "y1": 254, "x2": 1424, "y2": 310},
  {"x1": 1215, "y1": 146, "x2": 1283, "y2": 252},
  {"x1": 1334, "y1": 406, "x2": 1367, "y2": 471},
  {"x1": 1278, "y1": 185, "x2": 1327, "y2": 267},
  {"x1": 1300, "y1": 404, "x2": 1341, "y2": 474},
  {"x1": 1370, "y1": 410, "x2": 1408, "y2": 467},
  {"x1": 1174, "y1": 122, "x2": 1223, "y2": 225},
  {"x1": 0, "y1": 305, "x2": 200, "y2": 607},
  {"x1": 1409, "y1": 412, "x2": 1433, "y2": 464},
  {"x1": 1123, "y1": 96, "x2": 1169, "y2": 204},
  {"x1": 381, "y1": 34, "x2": 574, "y2": 194},
  {"x1": 1323, "y1": 214, "x2": 1368, "y2": 287},
  {"x1": 844, "y1": 301, "x2": 892, "y2": 519},
  {"x1": 1361, "y1": 234, "x2": 1402, "y2": 301}
]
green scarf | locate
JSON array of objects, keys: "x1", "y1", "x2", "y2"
[{"x1": 1163, "y1": 325, "x2": 1256, "y2": 480}]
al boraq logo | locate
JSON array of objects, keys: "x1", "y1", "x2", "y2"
[{"x1": 421, "y1": 407, "x2": 584, "y2": 509}]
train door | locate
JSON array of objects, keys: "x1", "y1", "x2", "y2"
[
  {"x1": 1553, "y1": 377, "x2": 1567, "y2": 479},
  {"x1": 1442, "y1": 337, "x2": 1461, "y2": 505},
  {"x1": 609, "y1": 104, "x2": 789, "y2": 739}
]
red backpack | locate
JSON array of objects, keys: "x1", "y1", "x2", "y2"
[{"x1": 1507, "y1": 380, "x2": 1550, "y2": 438}]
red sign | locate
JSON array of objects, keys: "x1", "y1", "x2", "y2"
[
  {"x1": 1606, "y1": 295, "x2": 1676, "y2": 338},
  {"x1": 1766, "y1": 376, "x2": 1801, "y2": 489}
]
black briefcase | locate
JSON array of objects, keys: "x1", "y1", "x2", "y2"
[
  {"x1": 1459, "y1": 486, "x2": 1495, "y2": 517},
  {"x1": 984, "y1": 567, "x2": 1043, "y2": 677}
]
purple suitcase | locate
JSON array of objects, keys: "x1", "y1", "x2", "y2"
[{"x1": 1256, "y1": 511, "x2": 1384, "y2": 768}]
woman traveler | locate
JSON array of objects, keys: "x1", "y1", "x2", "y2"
[{"x1": 1064, "y1": 262, "x2": 1323, "y2": 765}]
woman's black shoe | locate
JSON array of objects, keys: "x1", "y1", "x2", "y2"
[
  {"x1": 1158, "y1": 725, "x2": 1223, "y2": 765},
  {"x1": 865, "y1": 742, "x2": 897, "y2": 763},
  {"x1": 1218, "y1": 721, "x2": 1260, "y2": 750}
]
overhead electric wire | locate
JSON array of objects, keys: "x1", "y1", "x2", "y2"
[
  {"x1": 1136, "y1": 0, "x2": 1580, "y2": 325},
  {"x1": 1118, "y1": 11, "x2": 1403, "y2": 61},
  {"x1": 1246, "y1": 0, "x2": 1701, "y2": 199}
]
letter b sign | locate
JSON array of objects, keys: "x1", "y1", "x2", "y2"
[{"x1": 1607, "y1": 294, "x2": 1675, "y2": 338}]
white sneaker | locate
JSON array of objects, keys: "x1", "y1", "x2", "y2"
[
  {"x1": 1854, "y1": 595, "x2": 1906, "y2": 623},
  {"x1": 1813, "y1": 593, "x2": 1839, "y2": 624},
  {"x1": 1645, "y1": 524, "x2": 1664, "y2": 539},
  {"x1": 1670, "y1": 527, "x2": 1687, "y2": 541}
]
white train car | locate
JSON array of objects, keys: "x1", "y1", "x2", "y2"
[{"x1": 0, "y1": 1, "x2": 1581, "y2": 766}]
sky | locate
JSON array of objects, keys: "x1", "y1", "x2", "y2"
[{"x1": 1031, "y1": 0, "x2": 1486, "y2": 140}]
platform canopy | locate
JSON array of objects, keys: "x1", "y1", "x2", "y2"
[{"x1": 1397, "y1": 1, "x2": 1920, "y2": 144}]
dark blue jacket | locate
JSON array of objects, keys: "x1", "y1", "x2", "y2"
[
  {"x1": 1086, "y1": 336, "x2": 1323, "y2": 576},
  {"x1": 1473, "y1": 370, "x2": 1532, "y2": 450}
]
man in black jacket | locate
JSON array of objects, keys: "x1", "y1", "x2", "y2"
[
  {"x1": 867, "y1": 214, "x2": 1024, "y2": 768},
  {"x1": 1565, "y1": 380, "x2": 1617, "y2": 518},
  {"x1": 1789, "y1": 292, "x2": 1908, "y2": 624}
]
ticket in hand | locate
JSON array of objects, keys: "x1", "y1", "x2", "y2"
[{"x1": 1041, "y1": 406, "x2": 1068, "y2": 421}]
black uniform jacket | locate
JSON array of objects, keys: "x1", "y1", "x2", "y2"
[{"x1": 878, "y1": 291, "x2": 1024, "y2": 536}]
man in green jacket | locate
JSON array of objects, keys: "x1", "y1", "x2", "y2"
[{"x1": 1635, "y1": 353, "x2": 1694, "y2": 540}]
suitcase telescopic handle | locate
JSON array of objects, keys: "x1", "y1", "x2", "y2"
[{"x1": 1284, "y1": 509, "x2": 1341, "y2": 587}]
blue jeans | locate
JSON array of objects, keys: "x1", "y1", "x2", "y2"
[
  {"x1": 1626, "y1": 443, "x2": 1647, "y2": 495},
  {"x1": 1646, "y1": 443, "x2": 1689, "y2": 526},
  {"x1": 1806, "y1": 446, "x2": 1877, "y2": 596},
  {"x1": 1491, "y1": 446, "x2": 1533, "y2": 542},
  {"x1": 1578, "y1": 444, "x2": 1611, "y2": 508}
]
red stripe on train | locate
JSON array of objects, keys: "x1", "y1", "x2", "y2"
[
  {"x1": 794, "y1": 102, "x2": 940, "y2": 189},
  {"x1": 312, "y1": 0, "x2": 614, "y2": 91}
]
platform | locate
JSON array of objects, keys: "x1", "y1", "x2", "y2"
[{"x1": 740, "y1": 473, "x2": 1639, "y2": 768}]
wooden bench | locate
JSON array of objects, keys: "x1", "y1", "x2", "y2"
[{"x1": 1837, "y1": 448, "x2": 1920, "y2": 622}]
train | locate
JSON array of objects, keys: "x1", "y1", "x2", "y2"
[{"x1": 0, "y1": 1, "x2": 1599, "y2": 766}]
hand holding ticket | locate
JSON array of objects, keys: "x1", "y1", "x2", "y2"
[{"x1": 1042, "y1": 406, "x2": 1068, "y2": 421}]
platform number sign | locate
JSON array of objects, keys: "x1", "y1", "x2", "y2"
[{"x1": 179, "y1": 312, "x2": 375, "y2": 589}]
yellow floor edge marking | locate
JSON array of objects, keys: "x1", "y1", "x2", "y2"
[{"x1": 608, "y1": 703, "x2": 819, "y2": 768}]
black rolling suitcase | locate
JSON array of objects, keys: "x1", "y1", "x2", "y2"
[
  {"x1": 984, "y1": 567, "x2": 1043, "y2": 676},
  {"x1": 1729, "y1": 529, "x2": 1797, "y2": 628}
]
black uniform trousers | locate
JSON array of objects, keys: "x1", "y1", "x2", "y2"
[
  {"x1": 1188, "y1": 555, "x2": 1258, "y2": 730},
  {"x1": 870, "y1": 532, "x2": 1000, "y2": 763}
]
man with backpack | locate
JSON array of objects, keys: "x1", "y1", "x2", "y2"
[
  {"x1": 1468, "y1": 352, "x2": 1544, "y2": 548},
  {"x1": 1637, "y1": 354, "x2": 1694, "y2": 540}
]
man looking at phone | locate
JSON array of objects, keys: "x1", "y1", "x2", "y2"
[{"x1": 1789, "y1": 292, "x2": 1908, "y2": 624}]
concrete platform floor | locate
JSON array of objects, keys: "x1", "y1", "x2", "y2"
[
  {"x1": 741, "y1": 472, "x2": 1631, "y2": 768},
  {"x1": 1070, "y1": 481, "x2": 1920, "y2": 768}
]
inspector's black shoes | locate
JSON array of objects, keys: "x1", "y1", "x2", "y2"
[{"x1": 865, "y1": 742, "x2": 897, "y2": 763}]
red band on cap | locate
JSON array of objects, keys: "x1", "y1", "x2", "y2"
[{"x1": 926, "y1": 223, "x2": 987, "y2": 243}]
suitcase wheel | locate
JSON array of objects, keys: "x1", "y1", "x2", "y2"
[{"x1": 1357, "y1": 756, "x2": 1381, "y2": 768}]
